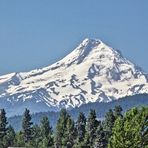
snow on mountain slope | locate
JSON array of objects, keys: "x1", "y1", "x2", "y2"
[{"x1": 0, "y1": 38, "x2": 148, "y2": 116}]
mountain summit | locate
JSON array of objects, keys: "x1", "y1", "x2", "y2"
[{"x1": 0, "y1": 38, "x2": 148, "y2": 116}]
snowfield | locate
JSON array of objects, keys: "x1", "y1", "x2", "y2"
[{"x1": 0, "y1": 38, "x2": 148, "y2": 116}]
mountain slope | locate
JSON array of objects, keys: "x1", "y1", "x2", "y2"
[
  {"x1": 0, "y1": 38, "x2": 148, "y2": 116},
  {"x1": 8, "y1": 94, "x2": 148, "y2": 131}
]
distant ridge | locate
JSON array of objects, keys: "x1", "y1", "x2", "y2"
[{"x1": 8, "y1": 94, "x2": 148, "y2": 131}]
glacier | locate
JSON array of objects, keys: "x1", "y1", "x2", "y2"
[{"x1": 0, "y1": 38, "x2": 148, "y2": 116}]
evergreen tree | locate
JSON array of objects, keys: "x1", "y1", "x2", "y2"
[
  {"x1": 0, "y1": 109, "x2": 8, "y2": 139},
  {"x1": 0, "y1": 105, "x2": 147, "y2": 148},
  {"x1": 22, "y1": 108, "x2": 33, "y2": 143},
  {"x1": 40, "y1": 116, "x2": 52, "y2": 138},
  {"x1": 141, "y1": 109, "x2": 148, "y2": 147},
  {"x1": 40, "y1": 116, "x2": 54, "y2": 147},
  {"x1": 14, "y1": 131, "x2": 25, "y2": 147},
  {"x1": 103, "y1": 109, "x2": 115, "y2": 140},
  {"x1": 86, "y1": 109, "x2": 99, "y2": 146},
  {"x1": 0, "y1": 109, "x2": 8, "y2": 148},
  {"x1": 3, "y1": 125, "x2": 15, "y2": 147},
  {"x1": 114, "y1": 105, "x2": 123, "y2": 119},
  {"x1": 82, "y1": 132, "x2": 91, "y2": 148},
  {"x1": 108, "y1": 107, "x2": 148, "y2": 148},
  {"x1": 55, "y1": 109, "x2": 69, "y2": 147},
  {"x1": 29, "y1": 124, "x2": 41, "y2": 147},
  {"x1": 41, "y1": 137, "x2": 53, "y2": 148},
  {"x1": 94, "y1": 123, "x2": 107, "y2": 148},
  {"x1": 76, "y1": 112, "x2": 86, "y2": 142},
  {"x1": 55, "y1": 109, "x2": 76, "y2": 148},
  {"x1": 66, "y1": 116, "x2": 76, "y2": 148},
  {"x1": 108, "y1": 117, "x2": 124, "y2": 148}
]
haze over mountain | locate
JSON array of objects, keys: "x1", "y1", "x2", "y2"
[{"x1": 0, "y1": 38, "x2": 148, "y2": 117}]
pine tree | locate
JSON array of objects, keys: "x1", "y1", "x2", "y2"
[
  {"x1": 66, "y1": 116, "x2": 76, "y2": 148},
  {"x1": 0, "y1": 109, "x2": 8, "y2": 147},
  {"x1": 3, "y1": 125, "x2": 15, "y2": 147},
  {"x1": 114, "y1": 105, "x2": 123, "y2": 119},
  {"x1": 22, "y1": 108, "x2": 33, "y2": 143},
  {"x1": 82, "y1": 132, "x2": 91, "y2": 148},
  {"x1": 55, "y1": 109, "x2": 69, "y2": 147},
  {"x1": 41, "y1": 137, "x2": 53, "y2": 148},
  {"x1": 40, "y1": 116, "x2": 54, "y2": 147},
  {"x1": 76, "y1": 112, "x2": 86, "y2": 142},
  {"x1": 14, "y1": 131, "x2": 25, "y2": 147},
  {"x1": 29, "y1": 124, "x2": 41, "y2": 147},
  {"x1": 108, "y1": 107, "x2": 148, "y2": 148},
  {"x1": 0, "y1": 109, "x2": 8, "y2": 139},
  {"x1": 103, "y1": 109, "x2": 115, "y2": 141},
  {"x1": 137, "y1": 107, "x2": 148, "y2": 148},
  {"x1": 55, "y1": 109, "x2": 76, "y2": 148},
  {"x1": 108, "y1": 117, "x2": 124, "y2": 148},
  {"x1": 40, "y1": 116, "x2": 52, "y2": 138},
  {"x1": 86, "y1": 109, "x2": 99, "y2": 146},
  {"x1": 94, "y1": 123, "x2": 107, "y2": 148}
]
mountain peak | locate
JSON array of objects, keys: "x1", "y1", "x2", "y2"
[
  {"x1": 0, "y1": 38, "x2": 148, "y2": 117},
  {"x1": 68, "y1": 38, "x2": 123, "y2": 67},
  {"x1": 81, "y1": 38, "x2": 101, "y2": 45},
  {"x1": 79, "y1": 38, "x2": 101, "y2": 49}
]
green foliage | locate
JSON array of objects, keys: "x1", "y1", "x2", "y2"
[
  {"x1": 0, "y1": 109, "x2": 8, "y2": 139},
  {"x1": 22, "y1": 108, "x2": 33, "y2": 143},
  {"x1": 82, "y1": 132, "x2": 91, "y2": 148},
  {"x1": 14, "y1": 131, "x2": 25, "y2": 147},
  {"x1": 86, "y1": 109, "x2": 99, "y2": 146},
  {"x1": 1, "y1": 105, "x2": 148, "y2": 148},
  {"x1": 114, "y1": 105, "x2": 123, "y2": 119},
  {"x1": 76, "y1": 112, "x2": 86, "y2": 142},
  {"x1": 0, "y1": 109, "x2": 8, "y2": 148},
  {"x1": 3, "y1": 125, "x2": 15, "y2": 147},
  {"x1": 108, "y1": 107, "x2": 148, "y2": 148},
  {"x1": 40, "y1": 116, "x2": 52, "y2": 138},
  {"x1": 94, "y1": 123, "x2": 107, "y2": 148},
  {"x1": 8, "y1": 94, "x2": 148, "y2": 131},
  {"x1": 29, "y1": 124, "x2": 41, "y2": 147},
  {"x1": 103, "y1": 109, "x2": 116, "y2": 140},
  {"x1": 39, "y1": 116, "x2": 54, "y2": 147},
  {"x1": 55, "y1": 108, "x2": 76, "y2": 148}
]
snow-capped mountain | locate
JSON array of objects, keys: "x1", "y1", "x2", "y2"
[{"x1": 0, "y1": 38, "x2": 148, "y2": 116}]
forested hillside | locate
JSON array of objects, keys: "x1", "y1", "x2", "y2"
[{"x1": 8, "y1": 94, "x2": 148, "y2": 131}]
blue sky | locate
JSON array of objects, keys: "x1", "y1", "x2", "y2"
[{"x1": 0, "y1": 0, "x2": 148, "y2": 75}]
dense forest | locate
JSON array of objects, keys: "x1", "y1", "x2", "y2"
[{"x1": 0, "y1": 105, "x2": 147, "y2": 148}]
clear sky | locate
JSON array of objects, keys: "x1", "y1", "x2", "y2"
[{"x1": 0, "y1": 0, "x2": 148, "y2": 75}]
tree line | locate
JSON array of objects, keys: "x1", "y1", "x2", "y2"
[{"x1": 0, "y1": 106, "x2": 147, "y2": 148}]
